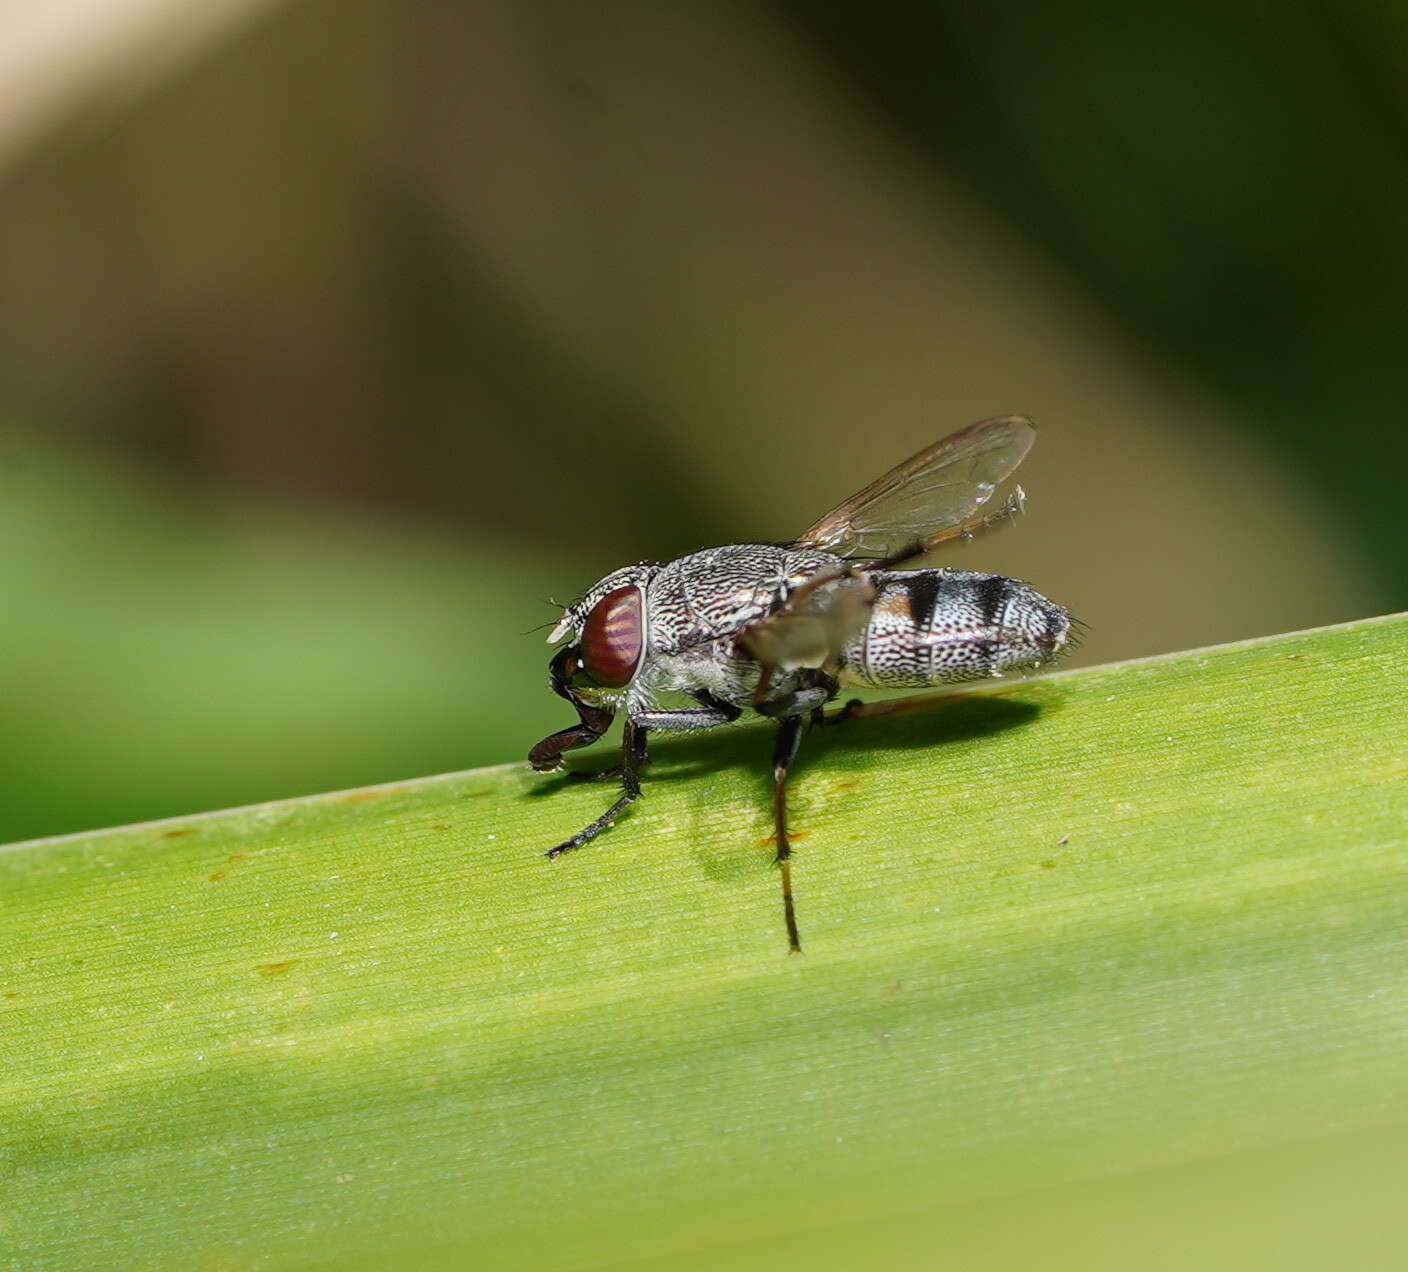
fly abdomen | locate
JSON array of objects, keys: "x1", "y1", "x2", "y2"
[{"x1": 841, "y1": 568, "x2": 1069, "y2": 687}]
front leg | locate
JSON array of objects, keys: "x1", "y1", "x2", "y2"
[
  {"x1": 546, "y1": 719, "x2": 650, "y2": 858},
  {"x1": 528, "y1": 645, "x2": 614, "y2": 772},
  {"x1": 528, "y1": 710, "x2": 612, "y2": 772}
]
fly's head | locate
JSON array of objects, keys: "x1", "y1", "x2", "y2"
[
  {"x1": 544, "y1": 565, "x2": 657, "y2": 710},
  {"x1": 528, "y1": 564, "x2": 657, "y2": 774}
]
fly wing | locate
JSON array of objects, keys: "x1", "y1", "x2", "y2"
[
  {"x1": 793, "y1": 415, "x2": 1036, "y2": 561},
  {"x1": 738, "y1": 569, "x2": 876, "y2": 674}
]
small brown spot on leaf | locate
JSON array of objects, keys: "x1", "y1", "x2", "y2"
[
  {"x1": 160, "y1": 828, "x2": 193, "y2": 839},
  {"x1": 256, "y1": 961, "x2": 297, "y2": 977},
  {"x1": 227, "y1": 853, "x2": 246, "y2": 862},
  {"x1": 757, "y1": 830, "x2": 810, "y2": 848},
  {"x1": 833, "y1": 781, "x2": 858, "y2": 792},
  {"x1": 431, "y1": 824, "x2": 449, "y2": 831},
  {"x1": 466, "y1": 790, "x2": 490, "y2": 799},
  {"x1": 207, "y1": 870, "x2": 228, "y2": 882},
  {"x1": 2, "y1": 990, "x2": 20, "y2": 999},
  {"x1": 1057, "y1": 835, "x2": 1070, "y2": 846},
  {"x1": 342, "y1": 790, "x2": 382, "y2": 804},
  {"x1": 82, "y1": 1093, "x2": 98, "y2": 1104},
  {"x1": 1038, "y1": 859, "x2": 1058, "y2": 870}
]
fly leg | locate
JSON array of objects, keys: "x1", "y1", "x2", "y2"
[
  {"x1": 753, "y1": 671, "x2": 831, "y2": 951},
  {"x1": 547, "y1": 694, "x2": 739, "y2": 859},
  {"x1": 529, "y1": 645, "x2": 614, "y2": 773},
  {"x1": 574, "y1": 693, "x2": 740, "y2": 780},
  {"x1": 633, "y1": 691, "x2": 742, "y2": 731},
  {"x1": 546, "y1": 720, "x2": 649, "y2": 859},
  {"x1": 814, "y1": 698, "x2": 865, "y2": 728},
  {"x1": 771, "y1": 712, "x2": 807, "y2": 953},
  {"x1": 529, "y1": 710, "x2": 611, "y2": 772},
  {"x1": 754, "y1": 675, "x2": 834, "y2": 721}
]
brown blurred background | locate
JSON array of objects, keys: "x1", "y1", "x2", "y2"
[{"x1": 2, "y1": 0, "x2": 1403, "y2": 843}]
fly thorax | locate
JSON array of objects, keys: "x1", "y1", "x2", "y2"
[{"x1": 644, "y1": 544, "x2": 843, "y2": 655}]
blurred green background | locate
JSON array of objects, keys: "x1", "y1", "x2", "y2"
[{"x1": 1, "y1": 0, "x2": 1403, "y2": 844}]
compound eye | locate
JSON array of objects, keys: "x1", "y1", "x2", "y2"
[{"x1": 580, "y1": 585, "x2": 644, "y2": 687}]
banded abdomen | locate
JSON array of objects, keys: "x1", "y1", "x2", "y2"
[{"x1": 840, "y1": 568, "x2": 1069, "y2": 687}]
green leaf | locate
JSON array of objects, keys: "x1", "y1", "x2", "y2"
[{"x1": 5, "y1": 613, "x2": 1407, "y2": 1270}]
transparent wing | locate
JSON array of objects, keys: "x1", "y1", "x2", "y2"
[
  {"x1": 793, "y1": 415, "x2": 1036, "y2": 561},
  {"x1": 738, "y1": 570, "x2": 876, "y2": 675}
]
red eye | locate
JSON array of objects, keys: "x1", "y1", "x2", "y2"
[{"x1": 580, "y1": 585, "x2": 643, "y2": 687}]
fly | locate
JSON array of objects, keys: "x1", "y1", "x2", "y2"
[{"x1": 528, "y1": 416, "x2": 1072, "y2": 951}]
